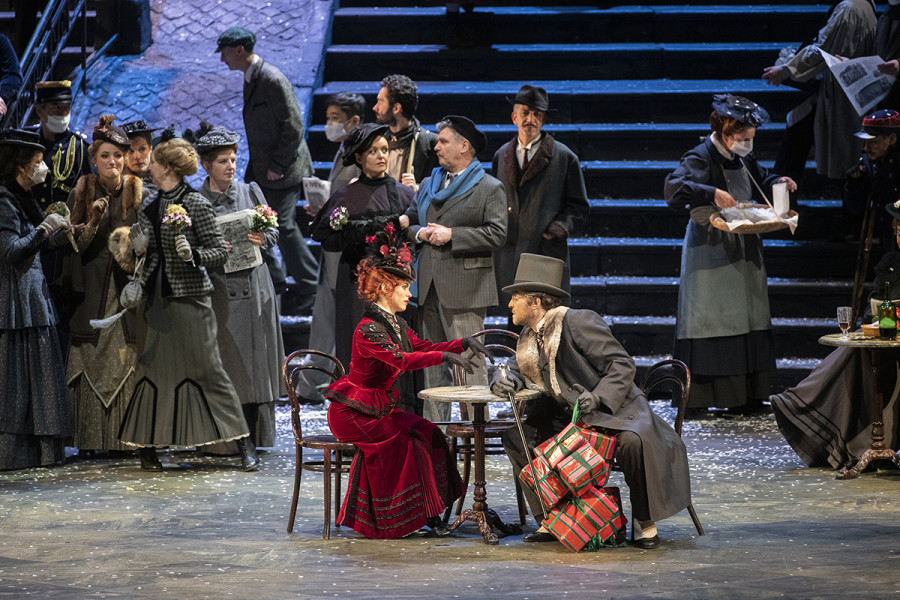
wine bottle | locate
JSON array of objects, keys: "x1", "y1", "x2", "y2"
[{"x1": 879, "y1": 281, "x2": 897, "y2": 341}]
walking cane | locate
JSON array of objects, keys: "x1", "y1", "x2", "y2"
[
  {"x1": 498, "y1": 363, "x2": 549, "y2": 520},
  {"x1": 850, "y1": 189, "x2": 878, "y2": 328}
]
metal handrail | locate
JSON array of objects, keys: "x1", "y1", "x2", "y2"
[{"x1": 2, "y1": 0, "x2": 88, "y2": 129}]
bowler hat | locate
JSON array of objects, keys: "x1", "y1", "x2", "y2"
[
  {"x1": 216, "y1": 27, "x2": 256, "y2": 53},
  {"x1": 855, "y1": 109, "x2": 900, "y2": 140},
  {"x1": 0, "y1": 129, "x2": 45, "y2": 152},
  {"x1": 440, "y1": 115, "x2": 487, "y2": 153},
  {"x1": 35, "y1": 80, "x2": 72, "y2": 104},
  {"x1": 507, "y1": 84, "x2": 555, "y2": 113},
  {"x1": 502, "y1": 254, "x2": 569, "y2": 299}
]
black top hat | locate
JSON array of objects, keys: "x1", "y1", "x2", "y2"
[
  {"x1": 363, "y1": 223, "x2": 416, "y2": 280},
  {"x1": 216, "y1": 27, "x2": 256, "y2": 52},
  {"x1": 341, "y1": 123, "x2": 390, "y2": 167},
  {"x1": 0, "y1": 129, "x2": 45, "y2": 152},
  {"x1": 92, "y1": 115, "x2": 131, "y2": 150},
  {"x1": 855, "y1": 109, "x2": 900, "y2": 140},
  {"x1": 121, "y1": 119, "x2": 160, "y2": 139},
  {"x1": 440, "y1": 115, "x2": 487, "y2": 154},
  {"x1": 712, "y1": 94, "x2": 769, "y2": 128},
  {"x1": 184, "y1": 121, "x2": 241, "y2": 154},
  {"x1": 502, "y1": 253, "x2": 569, "y2": 299},
  {"x1": 35, "y1": 80, "x2": 73, "y2": 104},
  {"x1": 507, "y1": 84, "x2": 555, "y2": 113}
]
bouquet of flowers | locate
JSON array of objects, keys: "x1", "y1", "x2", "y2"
[
  {"x1": 250, "y1": 204, "x2": 278, "y2": 233},
  {"x1": 162, "y1": 204, "x2": 192, "y2": 234},
  {"x1": 329, "y1": 205, "x2": 349, "y2": 231},
  {"x1": 44, "y1": 202, "x2": 78, "y2": 253}
]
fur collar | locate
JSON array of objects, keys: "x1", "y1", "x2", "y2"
[
  {"x1": 362, "y1": 303, "x2": 413, "y2": 353},
  {"x1": 502, "y1": 132, "x2": 556, "y2": 188},
  {"x1": 70, "y1": 173, "x2": 143, "y2": 225},
  {"x1": 516, "y1": 305, "x2": 568, "y2": 399}
]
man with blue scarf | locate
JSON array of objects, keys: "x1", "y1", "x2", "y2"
[{"x1": 407, "y1": 115, "x2": 508, "y2": 422}]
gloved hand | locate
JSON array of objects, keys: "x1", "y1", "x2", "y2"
[
  {"x1": 37, "y1": 213, "x2": 67, "y2": 237},
  {"x1": 491, "y1": 374, "x2": 518, "y2": 396},
  {"x1": 544, "y1": 220, "x2": 569, "y2": 239},
  {"x1": 461, "y1": 336, "x2": 495, "y2": 364},
  {"x1": 442, "y1": 351, "x2": 481, "y2": 374},
  {"x1": 129, "y1": 223, "x2": 149, "y2": 256},
  {"x1": 571, "y1": 383, "x2": 601, "y2": 415},
  {"x1": 174, "y1": 234, "x2": 193, "y2": 262},
  {"x1": 89, "y1": 197, "x2": 108, "y2": 225}
]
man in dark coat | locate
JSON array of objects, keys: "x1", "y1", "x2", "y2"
[
  {"x1": 492, "y1": 85, "x2": 587, "y2": 299},
  {"x1": 374, "y1": 74, "x2": 439, "y2": 191},
  {"x1": 492, "y1": 254, "x2": 692, "y2": 549},
  {"x1": 407, "y1": 115, "x2": 507, "y2": 422},
  {"x1": 218, "y1": 26, "x2": 317, "y2": 300}
]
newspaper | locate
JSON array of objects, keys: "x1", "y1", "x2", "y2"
[
  {"x1": 303, "y1": 176, "x2": 331, "y2": 214},
  {"x1": 215, "y1": 209, "x2": 263, "y2": 274},
  {"x1": 820, "y1": 49, "x2": 896, "y2": 117}
]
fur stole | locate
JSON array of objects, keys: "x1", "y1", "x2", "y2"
[
  {"x1": 516, "y1": 305, "x2": 568, "y2": 399},
  {"x1": 502, "y1": 132, "x2": 556, "y2": 189},
  {"x1": 108, "y1": 226, "x2": 136, "y2": 273},
  {"x1": 70, "y1": 173, "x2": 143, "y2": 225}
]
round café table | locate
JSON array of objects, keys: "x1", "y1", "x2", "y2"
[
  {"x1": 418, "y1": 385, "x2": 541, "y2": 544},
  {"x1": 819, "y1": 333, "x2": 900, "y2": 479}
]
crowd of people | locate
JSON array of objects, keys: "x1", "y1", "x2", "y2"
[{"x1": 3, "y1": 10, "x2": 900, "y2": 550}]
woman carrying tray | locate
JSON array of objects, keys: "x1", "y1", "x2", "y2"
[{"x1": 664, "y1": 95, "x2": 796, "y2": 417}]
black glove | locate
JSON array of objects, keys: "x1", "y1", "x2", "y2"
[
  {"x1": 491, "y1": 375, "x2": 517, "y2": 396},
  {"x1": 442, "y1": 351, "x2": 480, "y2": 374},
  {"x1": 461, "y1": 336, "x2": 495, "y2": 364},
  {"x1": 545, "y1": 220, "x2": 569, "y2": 239},
  {"x1": 571, "y1": 383, "x2": 600, "y2": 415}
]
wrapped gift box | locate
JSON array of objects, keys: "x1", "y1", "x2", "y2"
[
  {"x1": 545, "y1": 486, "x2": 627, "y2": 553},
  {"x1": 518, "y1": 454, "x2": 569, "y2": 509},
  {"x1": 537, "y1": 423, "x2": 617, "y2": 468},
  {"x1": 557, "y1": 443, "x2": 611, "y2": 494}
]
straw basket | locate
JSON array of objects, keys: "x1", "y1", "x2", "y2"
[{"x1": 709, "y1": 204, "x2": 798, "y2": 235}]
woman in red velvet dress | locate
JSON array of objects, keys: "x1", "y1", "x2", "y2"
[{"x1": 325, "y1": 227, "x2": 490, "y2": 539}]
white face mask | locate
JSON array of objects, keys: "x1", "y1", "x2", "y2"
[
  {"x1": 43, "y1": 114, "x2": 70, "y2": 134},
  {"x1": 31, "y1": 160, "x2": 49, "y2": 185},
  {"x1": 324, "y1": 120, "x2": 348, "y2": 142},
  {"x1": 731, "y1": 138, "x2": 753, "y2": 157}
]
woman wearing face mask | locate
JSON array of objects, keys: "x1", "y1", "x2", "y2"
[
  {"x1": 0, "y1": 129, "x2": 74, "y2": 470},
  {"x1": 309, "y1": 123, "x2": 416, "y2": 385},
  {"x1": 664, "y1": 95, "x2": 797, "y2": 418},
  {"x1": 64, "y1": 115, "x2": 145, "y2": 456},
  {"x1": 188, "y1": 121, "x2": 283, "y2": 454}
]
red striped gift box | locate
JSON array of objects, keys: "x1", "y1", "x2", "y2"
[
  {"x1": 518, "y1": 454, "x2": 570, "y2": 509},
  {"x1": 537, "y1": 424, "x2": 617, "y2": 468},
  {"x1": 557, "y1": 443, "x2": 611, "y2": 494},
  {"x1": 545, "y1": 486, "x2": 627, "y2": 553}
]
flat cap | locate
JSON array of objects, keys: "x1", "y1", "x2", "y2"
[
  {"x1": 216, "y1": 27, "x2": 256, "y2": 52},
  {"x1": 440, "y1": 115, "x2": 487, "y2": 153}
]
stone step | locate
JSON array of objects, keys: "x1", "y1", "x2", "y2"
[
  {"x1": 337, "y1": 0, "x2": 827, "y2": 7},
  {"x1": 308, "y1": 122, "x2": 789, "y2": 163},
  {"x1": 332, "y1": 5, "x2": 825, "y2": 45},
  {"x1": 324, "y1": 42, "x2": 789, "y2": 82},
  {"x1": 313, "y1": 79, "x2": 805, "y2": 125}
]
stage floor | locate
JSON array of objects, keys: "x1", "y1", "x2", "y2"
[{"x1": 1, "y1": 404, "x2": 898, "y2": 599}]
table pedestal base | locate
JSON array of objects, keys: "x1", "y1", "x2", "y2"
[
  {"x1": 449, "y1": 507, "x2": 522, "y2": 545},
  {"x1": 837, "y1": 441, "x2": 900, "y2": 479}
]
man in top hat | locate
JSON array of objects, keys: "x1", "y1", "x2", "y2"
[
  {"x1": 217, "y1": 26, "x2": 317, "y2": 302},
  {"x1": 28, "y1": 80, "x2": 92, "y2": 210},
  {"x1": 492, "y1": 84, "x2": 587, "y2": 303},
  {"x1": 373, "y1": 74, "x2": 439, "y2": 192},
  {"x1": 845, "y1": 108, "x2": 900, "y2": 252},
  {"x1": 407, "y1": 114, "x2": 508, "y2": 422},
  {"x1": 492, "y1": 254, "x2": 692, "y2": 549}
]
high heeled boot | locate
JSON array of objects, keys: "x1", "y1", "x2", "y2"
[
  {"x1": 139, "y1": 447, "x2": 163, "y2": 471},
  {"x1": 235, "y1": 437, "x2": 259, "y2": 472}
]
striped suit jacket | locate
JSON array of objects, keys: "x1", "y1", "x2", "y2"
[{"x1": 409, "y1": 172, "x2": 507, "y2": 310}]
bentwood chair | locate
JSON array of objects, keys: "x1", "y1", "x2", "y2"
[
  {"x1": 283, "y1": 349, "x2": 353, "y2": 539},
  {"x1": 443, "y1": 329, "x2": 528, "y2": 526},
  {"x1": 637, "y1": 358, "x2": 705, "y2": 536}
]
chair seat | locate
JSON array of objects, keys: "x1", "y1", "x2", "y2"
[
  {"x1": 446, "y1": 420, "x2": 517, "y2": 438},
  {"x1": 299, "y1": 434, "x2": 356, "y2": 452}
]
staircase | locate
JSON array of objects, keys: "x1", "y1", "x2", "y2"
[{"x1": 291, "y1": 1, "x2": 858, "y2": 389}]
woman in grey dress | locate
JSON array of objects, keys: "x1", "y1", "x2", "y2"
[
  {"x1": 65, "y1": 115, "x2": 143, "y2": 454},
  {"x1": 189, "y1": 122, "x2": 283, "y2": 452},
  {"x1": 117, "y1": 130, "x2": 257, "y2": 471},
  {"x1": 664, "y1": 95, "x2": 796, "y2": 417},
  {"x1": 0, "y1": 129, "x2": 73, "y2": 470}
]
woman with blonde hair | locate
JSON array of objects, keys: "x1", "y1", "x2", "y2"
[{"x1": 117, "y1": 127, "x2": 256, "y2": 472}]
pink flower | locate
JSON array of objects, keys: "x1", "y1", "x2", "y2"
[
  {"x1": 365, "y1": 235, "x2": 376, "y2": 243},
  {"x1": 385, "y1": 222, "x2": 395, "y2": 235}
]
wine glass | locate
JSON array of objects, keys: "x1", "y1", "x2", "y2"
[{"x1": 837, "y1": 306, "x2": 852, "y2": 338}]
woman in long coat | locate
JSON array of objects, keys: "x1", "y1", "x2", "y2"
[
  {"x1": 191, "y1": 122, "x2": 283, "y2": 452},
  {"x1": 0, "y1": 129, "x2": 73, "y2": 469},
  {"x1": 664, "y1": 95, "x2": 796, "y2": 416},
  {"x1": 65, "y1": 115, "x2": 144, "y2": 453}
]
